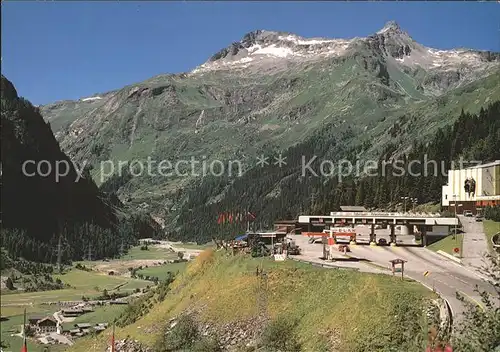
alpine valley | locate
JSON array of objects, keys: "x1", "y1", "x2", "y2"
[{"x1": 40, "y1": 21, "x2": 500, "y2": 243}]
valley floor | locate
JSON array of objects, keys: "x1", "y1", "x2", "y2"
[{"x1": 0, "y1": 244, "x2": 193, "y2": 352}]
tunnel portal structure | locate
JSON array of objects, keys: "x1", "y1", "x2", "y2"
[{"x1": 298, "y1": 212, "x2": 459, "y2": 246}]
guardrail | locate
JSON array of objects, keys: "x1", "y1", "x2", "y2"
[{"x1": 289, "y1": 257, "x2": 360, "y2": 271}]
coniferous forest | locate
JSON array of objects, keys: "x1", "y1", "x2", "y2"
[{"x1": 168, "y1": 101, "x2": 500, "y2": 243}]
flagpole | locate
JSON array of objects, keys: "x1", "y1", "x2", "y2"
[
  {"x1": 21, "y1": 308, "x2": 27, "y2": 352},
  {"x1": 110, "y1": 323, "x2": 115, "y2": 352}
]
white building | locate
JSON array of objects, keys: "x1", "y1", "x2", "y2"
[{"x1": 442, "y1": 160, "x2": 500, "y2": 214}]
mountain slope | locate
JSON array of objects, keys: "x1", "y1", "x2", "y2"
[
  {"x1": 0, "y1": 75, "x2": 161, "y2": 262},
  {"x1": 39, "y1": 22, "x2": 500, "y2": 239}
]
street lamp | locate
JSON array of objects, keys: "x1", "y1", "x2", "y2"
[
  {"x1": 411, "y1": 198, "x2": 418, "y2": 212},
  {"x1": 452, "y1": 195, "x2": 457, "y2": 238},
  {"x1": 401, "y1": 196, "x2": 409, "y2": 213},
  {"x1": 452, "y1": 194, "x2": 462, "y2": 239}
]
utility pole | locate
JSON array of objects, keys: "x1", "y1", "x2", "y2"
[
  {"x1": 57, "y1": 231, "x2": 63, "y2": 274},
  {"x1": 310, "y1": 192, "x2": 316, "y2": 209},
  {"x1": 256, "y1": 266, "x2": 268, "y2": 319},
  {"x1": 271, "y1": 233, "x2": 274, "y2": 257},
  {"x1": 411, "y1": 198, "x2": 418, "y2": 212},
  {"x1": 453, "y1": 194, "x2": 458, "y2": 240},
  {"x1": 87, "y1": 242, "x2": 92, "y2": 261},
  {"x1": 246, "y1": 211, "x2": 250, "y2": 233},
  {"x1": 401, "y1": 196, "x2": 409, "y2": 213}
]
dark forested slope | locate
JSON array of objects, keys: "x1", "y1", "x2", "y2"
[
  {"x1": 0, "y1": 75, "x2": 161, "y2": 262},
  {"x1": 168, "y1": 101, "x2": 500, "y2": 243}
]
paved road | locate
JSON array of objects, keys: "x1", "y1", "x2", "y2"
[
  {"x1": 39, "y1": 332, "x2": 73, "y2": 346},
  {"x1": 292, "y1": 235, "x2": 386, "y2": 274},
  {"x1": 347, "y1": 245, "x2": 492, "y2": 319},
  {"x1": 459, "y1": 215, "x2": 489, "y2": 276},
  {"x1": 292, "y1": 234, "x2": 494, "y2": 321}
]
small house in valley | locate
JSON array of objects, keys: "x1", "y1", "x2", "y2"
[{"x1": 27, "y1": 316, "x2": 58, "y2": 334}]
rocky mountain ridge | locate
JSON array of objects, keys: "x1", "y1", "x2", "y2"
[{"x1": 192, "y1": 21, "x2": 499, "y2": 94}]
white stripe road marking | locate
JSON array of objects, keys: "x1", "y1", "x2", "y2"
[
  {"x1": 381, "y1": 247, "x2": 475, "y2": 288},
  {"x1": 403, "y1": 248, "x2": 472, "y2": 286}
]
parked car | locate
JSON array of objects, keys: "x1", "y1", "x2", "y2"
[
  {"x1": 378, "y1": 238, "x2": 388, "y2": 246},
  {"x1": 338, "y1": 244, "x2": 350, "y2": 252},
  {"x1": 475, "y1": 215, "x2": 484, "y2": 222},
  {"x1": 463, "y1": 210, "x2": 473, "y2": 217}
]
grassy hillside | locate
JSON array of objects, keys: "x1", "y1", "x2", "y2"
[
  {"x1": 70, "y1": 250, "x2": 436, "y2": 352},
  {"x1": 136, "y1": 262, "x2": 188, "y2": 281}
]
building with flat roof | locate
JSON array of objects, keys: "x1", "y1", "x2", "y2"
[
  {"x1": 62, "y1": 308, "x2": 84, "y2": 317},
  {"x1": 340, "y1": 206, "x2": 368, "y2": 212},
  {"x1": 442, "y1": 160, "x2": 500, "y2": 214},
  {"x1": 273, "y1": 220, "x2": 300, "y2": 233}
]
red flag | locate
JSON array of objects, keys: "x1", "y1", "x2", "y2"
[
  {"x1": 217, "y1": 213, "x2": 222, "y2": 224},
  {"x1": 110, "y1": 324, "x2": 115, "y2": 352},
  {"x1": 228, "y1": 213, "x2": 233, "y2": 223},
  {"x1": 21, "y1": 309, "x2": 27, "y2": 352}
]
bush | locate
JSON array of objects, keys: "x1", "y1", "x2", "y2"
[
  {"x1": 260, "y1": 316, "x2": 301, "y2": 352},
  {"x1": 191, "y1": 337, "x2": 221, "y2": 352},
  {"x1": 451, "y1": 255, "x2": 500, "y2": 352},
  {"x1": 158, "y1": 314, "x2": 199, "y2": 351},
  {"x1": 441, "y1": 210, "x2": 455, "y2": 218},
  {"x1": 484, "y1": 205, "x2": 500, "y2": 222},
  {"x1": 24, "y1": 325, "x2": 36, "y2": 337}
]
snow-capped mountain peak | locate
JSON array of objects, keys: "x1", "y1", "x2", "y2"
[
  {"x1": 192, "y1": 29, "x2": 353, "y2": 74},
  {"x1": 377, "y1": 20, "x2": 402, "y2": 34},
  {"x1": 191, "y1": 21, "x2": 499, "y2": 80}
]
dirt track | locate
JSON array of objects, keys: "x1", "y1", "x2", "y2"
[{"x1": 90, "y1": 259, "x2": 170, "y2": 275}]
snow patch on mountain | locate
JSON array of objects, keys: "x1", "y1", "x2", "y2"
[
  {"x1": 192, "y1": 35, "x2": 352, "y2": 74},
  {"x1": 252, "y1": 44, "x2": 295, "y2": 58},
  {"x1": 81, "y1": 96, "x2": 103, "y2": 102},
  {"x1": 391, "y1": 45, "x2": 495, "y2": 73},
  {"x1": 191, "y1": 21, "x2": 499, "y2": 79}
]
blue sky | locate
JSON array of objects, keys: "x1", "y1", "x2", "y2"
[{"x1": 2, "y1": 1, "x2": 499, "y2": 105}]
